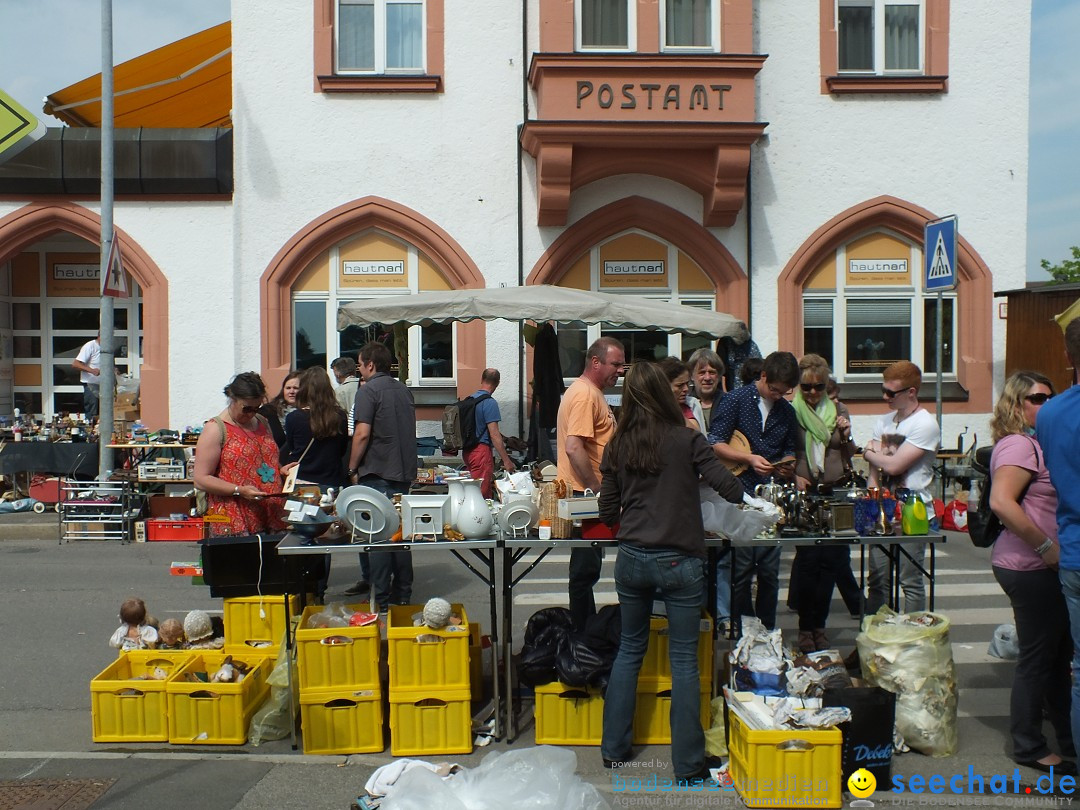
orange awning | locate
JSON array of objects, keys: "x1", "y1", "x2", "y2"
[{"x1": 43, "y1": 22, "x2": 231, "y2": 128}]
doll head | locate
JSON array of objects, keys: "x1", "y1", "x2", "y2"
[
  {"x1": 183, "y1": 610, "x2": 214, "y2": 644},
  {"x1": 158, "y1": 618, "x2": 184, "y2": 648},
  {"x1": 119, "y1": 597, "x2": 148, "y2": 626}
]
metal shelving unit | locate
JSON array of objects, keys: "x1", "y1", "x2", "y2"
[{"x1": 59, "y1": 480, "x2": 135, "y2": 543}]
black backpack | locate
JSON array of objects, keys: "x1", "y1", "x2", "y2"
[
  {"x1": 968, "y1": 438, "x2": 1038, "y2": 548},
  {"x1": 441, "y1": 391, "x2": 491, "y2": 454}
]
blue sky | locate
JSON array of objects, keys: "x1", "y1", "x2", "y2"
[{"x1": 0, "y1": 0, "x2": 1075, "y2": 280}]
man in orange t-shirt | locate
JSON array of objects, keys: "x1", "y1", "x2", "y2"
[{"x1": 557, "y1": 336, "x2": 625, "y2": 631}]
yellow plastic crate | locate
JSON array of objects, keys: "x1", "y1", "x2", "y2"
[
  {"x1": 166, "y1": 652, "x2": 271, "y2": 744},
  {"x1": 631, "y1": 678, "x2": 711, "y2": 745},
  {"x1": 223, "y1": 595, "x2": 300, "y2": 653},
  {"x1": 300, "y1": 688, "x2": 384, "y2": 755},
  {"x1": 533, "y1": 681, "x2": 604, "y2": 746},
  {"x1": 640, "y1": 615, "x2": 713, "y2": 682},
  {"x1": 468, "y1": 621, "x2": 483, "y2": 702},
  {"x1": 295, "y1": 604, "x2": 380, "y2": 691},
  {"x1": 389, "y1": 688, "x2": 473, "y2": 756},
  {"x1": 90, "y1": 651, "x2": 193, "y2": 742},
  {"x1": 727, "y1": 704, "x2": 843, "y2": 809},
  {"x1": 387, "y1": 604, "x2": 471, "y2": 691}
]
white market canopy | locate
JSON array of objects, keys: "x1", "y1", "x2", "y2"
[{"x1": 336, "y1": 285, "x2": 749, "y2": 341}]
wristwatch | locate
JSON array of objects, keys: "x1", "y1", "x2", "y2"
[{"x1": 233, "y1": 484, "x2": 240, "y2": 497}]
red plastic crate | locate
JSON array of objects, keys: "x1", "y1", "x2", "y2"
[{"x1": 146, "y1": 518, "x2": 205, "y2": 542}]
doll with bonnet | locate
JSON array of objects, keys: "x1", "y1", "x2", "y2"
[
  {"x1": 183, "y1": 610, "x2": 224, "y2": 650},
  {"x1": 108, "y1": 597, "x2": 159, "y2": 651}
]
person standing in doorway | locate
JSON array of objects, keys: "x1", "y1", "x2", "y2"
[
  {"x1": 331, "y1": 356, "x2": 360, "y2": 436},
  {"x1": 464, "y1": 368, "x2": 516, "y2": 499},
  {"x1": 346, "y1": 342, "x2": 418, "y2": 611},
  {"x1": 862, "y1": 360, "x2": 939, "y2": 614},
  {"x1": 558, "y1": 336, "x2": 625, "y2": 632},
  {"x1": 71, "y1": 333, "x2": 102, "y2": 419}
]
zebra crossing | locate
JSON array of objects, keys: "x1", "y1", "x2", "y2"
[{"x1": 508, "y1": 537, "x2": 1017, "y2": 722}]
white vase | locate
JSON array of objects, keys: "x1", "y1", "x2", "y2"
[
  {"x1": 456, "y1": 478, "x2": 494, "y2": 538},
  {"x1": 445, "y1": 476, "x2": 467, "y2": 528}
]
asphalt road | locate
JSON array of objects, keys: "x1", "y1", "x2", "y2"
[{"x1": 0, "y1": 513, "x2": 1059, "y2": 809}]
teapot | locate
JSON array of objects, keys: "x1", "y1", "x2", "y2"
[{"x1": 754, "y1": 477, "x2": 785, "y2": 504}]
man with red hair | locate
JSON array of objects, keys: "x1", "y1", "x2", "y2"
[{"x1": 862, "y1": 360, "x2": 940, "y2": 613}]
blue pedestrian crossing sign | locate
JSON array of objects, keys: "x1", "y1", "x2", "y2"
[{"x1": 924, "y1": 216, "x2": 957, "y2": 291}]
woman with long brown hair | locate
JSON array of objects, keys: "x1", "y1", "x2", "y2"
[
  {"x1": 283, "y1": 367, "x2": 349, "y2": 491},
  {"x1": 598, "y1": 361, "x2": 743, "y2": 781},
  {"x1": 989, "y1": 370, "x2": 1074, "y2": 775}
]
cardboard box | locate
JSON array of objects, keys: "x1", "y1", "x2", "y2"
[{"x1": 148, "y1": 495, "x2": 195, "y2": 518}]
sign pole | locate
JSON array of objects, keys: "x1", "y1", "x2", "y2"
[
  {"x1": 936, "y1": 290, "x2": 943, "y2": 439},
  {"x1": 98, "y1": 0, "x2": 116, "y2": 480},
  {"x1": 924, "y1": 215, "x2": 958, "y2": 454}
]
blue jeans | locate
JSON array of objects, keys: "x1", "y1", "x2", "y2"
[
  {"x1": 602, "y1": 544, "x2": 706, "y2": 779},
  {"x1": 83, "y1": 383, "x2": 100, "y2": 420},
  {"x1": 358, "y1": 475, "x2": 412, "y2": 609},
  {"x1": 1058, "y1": 568, "x2": 1080, "y2": 751},
  {"x1": 715, "y1": 548, "x2": 731, "y2": 623},
  {"x1": 732, "y1": 546, "x2": 780, "y2": 630},
  {"x1": 867, "y1": 543, "x2": 926, "y2": 614}
]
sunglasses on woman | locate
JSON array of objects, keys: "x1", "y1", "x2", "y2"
[
  {"x1": 239, "y1": 405, "x2": 261, "y2": 414},
  {"x1": 800, "y1": 382, "x2": 826, "y2": 392},
  {"x1": 1024, "y1": 393, "x2": 1053, "y2": 405}
]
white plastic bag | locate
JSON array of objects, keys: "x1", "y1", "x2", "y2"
[
  {"x1": 987, "y1": 623, "x2": 1019, "y2": 660},
  {"x1": 856, "y1": 608, "x2": 958, "y2": 757},
  {"x1": 699, "y1": 485, "x2": 779, "y2": 542},
  {"x1": 380, "y1": 746, "x2": 610, "y2": 810}
]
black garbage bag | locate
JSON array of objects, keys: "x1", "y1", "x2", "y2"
[
  {"x1": 556, "y1": 605, "x2": 622, "y2": 688},
  {"x1": 517, "y1": 607, "x2": 574, "y2": 687},
  {"x1": 556, "y1": 635, "x2": 609, "y2": 687}
]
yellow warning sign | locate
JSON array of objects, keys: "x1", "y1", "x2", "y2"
[{"x1": 0, "y1": 88, "x2": 46, "y2": 164}]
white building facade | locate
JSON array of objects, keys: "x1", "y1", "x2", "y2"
[{"x1": 0, "y1": 0, "x2": 1029, "y2": 443}]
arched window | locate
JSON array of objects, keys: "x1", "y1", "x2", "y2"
[
  {"x1": 290, "y1": 229, "x2": 454, "y2": 384},
  {"x1": 801, "y1": 230, "x2": 955, "y2": 381},
  {"x1": 553, "y1": 229, "x2": 719, "y2": 377}
]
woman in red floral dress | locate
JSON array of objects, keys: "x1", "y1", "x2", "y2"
[{"x1": 193, "y1": 372, "x2": 287, "y2": 537}]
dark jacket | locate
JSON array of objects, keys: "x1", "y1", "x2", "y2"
[
  {"x1": 284, "y1": 408, "x2": 349, "y2": 488},
  {"x1": 598, "y1": 425, "x2": 744, "y2": 560}
]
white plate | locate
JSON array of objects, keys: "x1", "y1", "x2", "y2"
[
  {"x1": 498, "y1": 498, "x2": 538, "y2": 534},
  {"x1": 335, "y1": 485, "x2": 400, "y2": 542}
]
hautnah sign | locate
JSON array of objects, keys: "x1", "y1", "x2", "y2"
[
  {"x1": 343, "y1": 261, "x2": 405, "y2": 275},
  {"x1": 576, "y1": 81, "x2": 732, "y2": 111}
]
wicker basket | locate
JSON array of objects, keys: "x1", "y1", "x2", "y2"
[{"x1": 539, "y1": 481, "x2": 574, "y2": 539}]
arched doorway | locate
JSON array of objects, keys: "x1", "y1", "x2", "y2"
[{"x1": 0, "y1": 203, "x2": 170, "y2": 427}]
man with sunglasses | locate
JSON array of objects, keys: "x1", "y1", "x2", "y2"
[
  {"x1": 1037, "y1": 317, "x2": 1080, "y2": 751},
  {"x1": 862, "y1": 360, "x2": 939, "y2": 614},
  {"x1": 708, "y1": 351, "x2": 800, "y2": 630}
]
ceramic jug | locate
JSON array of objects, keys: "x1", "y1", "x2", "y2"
[
  {"x1": 456, "y1": 478, "x2": 494, "y2": 538},
  {"x1": 445, "y1": 475, "x2": 467, "y2": 528}
]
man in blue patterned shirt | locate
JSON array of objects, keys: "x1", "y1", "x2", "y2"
[{"x1": 708, "y1": 351, "x2": 800, "y2": 630}]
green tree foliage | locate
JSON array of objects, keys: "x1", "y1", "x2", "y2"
[{"x1": 1041, "y1": 246, "x2": 1080, "y2": 284}]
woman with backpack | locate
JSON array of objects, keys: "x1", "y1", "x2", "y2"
[{"x1": 988, "y1": 371, "x2": 1074, "y2": 775}]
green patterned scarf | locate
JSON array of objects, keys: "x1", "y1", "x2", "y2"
[{"x1": 793, "y1": 389, "x2": 837, "y2": 473}]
